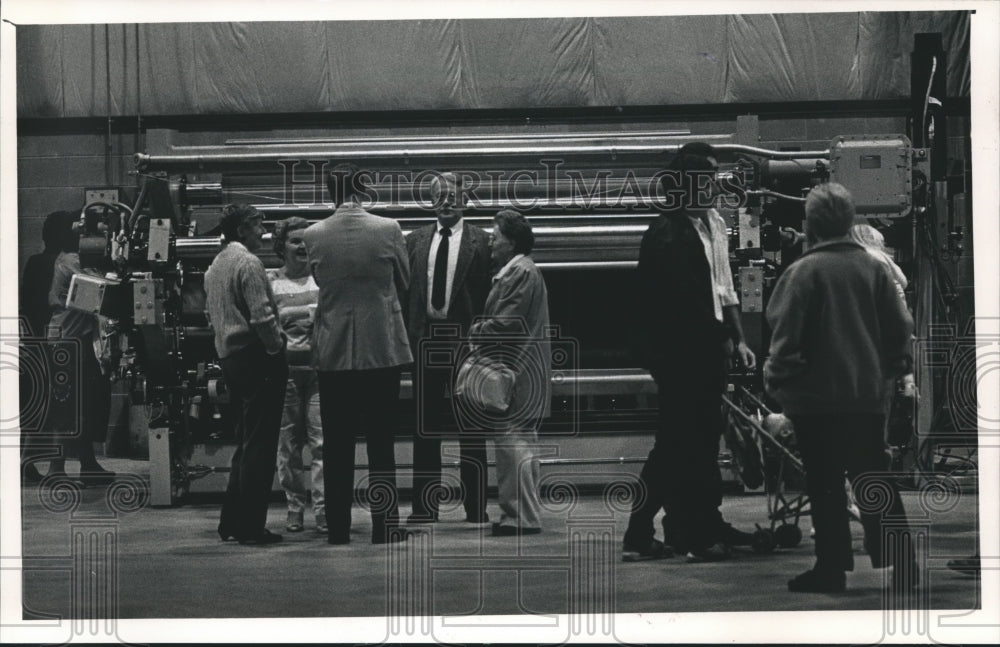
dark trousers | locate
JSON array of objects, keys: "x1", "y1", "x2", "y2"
[
  {"x1": 319, "y1": 366, "x2": 403, "y2": 543},
  {"x1": 218, "y1": 343, "x2": 288, "y2": 540},
  {"x1": 625, "y1": 372, "x2": 726, "y2": 553},
  {"x1": 36, "y1": 338, "x2": 111, "y2": 472},
  {"x1": 411, "y1": 361, "x2": 488, "y2": 520},
  {"x1": 791, "y1": 413, "x2": 913, "y2": 572}
]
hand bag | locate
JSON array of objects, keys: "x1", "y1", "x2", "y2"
[{"x1": 453, "y1": 351, "x2": 516, "y2": 414}]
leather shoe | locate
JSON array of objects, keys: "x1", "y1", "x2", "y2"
[
  {"x1": 465, "y1": 512, "x2": 490, "y2": 525},
  {"x1": 787, "y1": 568, "x2": 846, "y2": 593},
  {"x1": 405, "y1": 513, "x2": 438, "y2": 525},
  {"x1": 947, "y1": 557, "x2": 980, "y2": 576},
  {"x1": 22, "y1": 464, "x2": 44, "y2": 486},
  {"x1": 491, "y1": 523, "x2": 541, "y2": 537},
  {"x1": 686, "y1": 542, "x2": 730, "y2": 563},
  {"x1": 238, "y1": 529, "x2": 283, "y2": 546},
  {"x1": 78, "y1": 469, "x2": 118, "y2": 486},
  {"x1": 372, "y1": 528, "x2": 411, "y2": 544},
  {"x1": 622, "y1": 538, "x2": 673, "y2": 562},
  {"x1": 719, "y1": 523, "x2": 754, "y2": 547},
  {"x1": 285, "y1": 510, "x2": 304, "y2": 533},
  {"x1": 42, "y1": 471, "x2": 85, "y2": 489}
]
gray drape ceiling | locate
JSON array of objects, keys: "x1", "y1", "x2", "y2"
[{"x1": 16, "y1": 13, "x2": 970, "y2": 118}]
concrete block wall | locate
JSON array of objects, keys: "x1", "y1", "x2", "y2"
[{"x1": 16, "y1": 132, "x2": 136, "y2": 278}]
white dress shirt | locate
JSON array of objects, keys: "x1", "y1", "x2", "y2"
[
  {"x1": 688, "y1": 208, "x2": 739, "y2": 323},
  {"x1": 426, "y1": 217, "x2": 464, "y2": 319}
]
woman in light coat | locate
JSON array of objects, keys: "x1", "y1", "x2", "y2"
[{"x1": 468, "y1": 209, "x2": 551, "y2": 536}]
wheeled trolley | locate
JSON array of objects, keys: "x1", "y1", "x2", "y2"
[{"x1": 721, "y1": 385, "x2": 810, "y2": 553}]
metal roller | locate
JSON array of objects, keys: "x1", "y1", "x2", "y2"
[
  {"x1": 135, "y1": 132, "x2": 742, "y2": 172},
  {"x1": 172, "y1": 222, "x2": 648, "y2": 269}
]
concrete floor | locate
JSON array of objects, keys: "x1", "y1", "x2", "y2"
[{"x1": 18, "y1": 457, "x2": 983, "y2": 631}]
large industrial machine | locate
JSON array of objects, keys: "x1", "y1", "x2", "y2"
[{"x1": 63, "y1": 115, "x2": 959, "y2": 505}]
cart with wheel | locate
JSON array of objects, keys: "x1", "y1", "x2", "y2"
[{"x1": 721, "y1": 385, "x2": 810, "y2": 553}]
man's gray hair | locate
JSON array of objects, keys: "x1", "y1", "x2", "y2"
[{"x1": 805, "y1": 182, "x2": 856, "y2": 242}]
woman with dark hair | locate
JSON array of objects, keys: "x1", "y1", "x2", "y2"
[
  {"x1": 45, "y1": 210, "x2": 116, "y2": 485},
  {"x1": 268, "y1": 216, "x2": 325, "y2": 533},
  {"x1": 19, "y1": 211, "x2": 76, "y2": 484},
  {"x1": 469, "y1": 209, "x2": 551, "y2": 536},
  {"x1": 23, "y1": 211, "x2": 73, "y2": 336}
]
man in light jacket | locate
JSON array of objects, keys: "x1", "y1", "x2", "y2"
[
  {"x1": 765, "y1": 182, "x2": 916, "y2": 594},
  {"x1": 303, "y1": 164, "x2": 412, "y2": 545}
]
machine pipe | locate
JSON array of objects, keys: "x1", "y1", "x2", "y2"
[{"x1": 135, "y1": 133, "x2": 740, "y2": 172}]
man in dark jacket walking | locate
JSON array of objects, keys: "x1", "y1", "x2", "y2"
[
  {"x1": 765, "y1": 182, "x2": 916, "y2": 593},
  {"x1": 623, "y1": 142, "x2": 756, "y2": 563}
]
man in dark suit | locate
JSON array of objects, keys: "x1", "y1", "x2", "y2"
[
  {"x1": 303, "y1": 164, "x2": 413, "y2": 545},
  {"x1": 405, "y1": 172, "x2": 492, "y2": 524}
]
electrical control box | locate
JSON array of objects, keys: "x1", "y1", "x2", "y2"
[
  {"x1": 147, "y1": 218, "x2": 172, "y2": 263},
  {"x1": 66, "y1": 274, "x2": 123, "y2": 317},
  {"x1": 829, "y1": 135, "x2": 912, "y2": 218},
  {"x1": 84, "y1": 187, "x2": 119, "y2": 205}
]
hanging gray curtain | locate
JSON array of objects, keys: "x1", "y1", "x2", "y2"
[{"x1": 16, "y1": 12, "x2": 971, "y2": 118}]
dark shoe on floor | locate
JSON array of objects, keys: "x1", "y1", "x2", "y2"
[
  {"x1": 405, "y1": 513, "x2": 439, "y2": 525},
  {"x1": 947, "y1": 557, "x2": 980, "y2": 576},
  {"x1": 285, "y1": 510, "x2": 305, "y2": 533},
  {"x1": 238, "y1": 529, "x2": 283, "y2": 546},
  {"x1": 78, "y1": 469, "x2": 117, "y2": 486},
  {"x1": 372, "y1": 528, "x2": 411, "y2": 544},
  {"x1": 787, "y1": 568, "x2": 846, "y2": 593},
  {"x1": 315, "y1": 513, "x2": 328, "y2": 533},
  {"x1": 491, "y1": 523, "x2": 541, "y2": 537},
  {"x1": 465, "y1": 512, "x2": 490, "y2": 524},
  {"x1": 686, "y1": 542, "x2": 730, "y2": 563},
  {"x1": 719, "y1": 523, "x2": 754, "y2": 547},
  {"x1": 42, "y1": 470, "x2": 85, "y2": 489},
  {"x1": 622, "y1": 538, "x2": 673, "y2": 562},
  {"x1": 328, "y1": 534, "x2": 350, "y2": 545},
  {"x1": 22, "y1": 464, "x2": 44, "y2": 486}
]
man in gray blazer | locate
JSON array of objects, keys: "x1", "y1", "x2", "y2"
[
  {"x1": 405, "y1": 172, "x2": 492, "y2": 524},
  {"x1": 303, "y1": 164, "x2": 413, "y2": 545}
]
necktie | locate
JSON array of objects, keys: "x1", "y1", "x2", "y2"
[{"x1": 431, "y1": 226, "x2": 451, "y2": 310}]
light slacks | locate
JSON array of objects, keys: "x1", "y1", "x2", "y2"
[
  {"x1": 277, "y1": 367, "x2": 325, "y2": 516},
  {"x1": 493, "y1": 422, "x2": 542, "y2": 530}
]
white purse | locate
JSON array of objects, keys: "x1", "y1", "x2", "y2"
[{"x1": 453, "y1": 351, "x2": 515, "y2": 414}]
